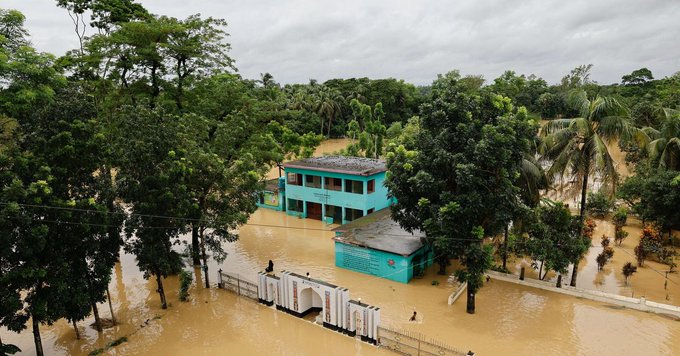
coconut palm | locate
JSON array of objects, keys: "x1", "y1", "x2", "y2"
[
  {"x1": 642, "y1": 108, "x2": 680, "y2": 171},
  {"x1": 312, "y1": 86, "x2": 342, "y2": 137},
  {"x1": 540, "y1": 90, "x2": 633, "y2": 286}
]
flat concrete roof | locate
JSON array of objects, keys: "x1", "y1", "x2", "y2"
[
  {"x1": 333, "y1": 208, "x2": 426, "y2": 256},
  {"x1": 283, "y1": 156, "x2": 387, "y2": 176}
]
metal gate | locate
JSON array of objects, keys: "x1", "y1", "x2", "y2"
[{"x1": 218, "y1": 270, "x2": 258, "y2": 301}]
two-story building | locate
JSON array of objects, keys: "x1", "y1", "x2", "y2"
[{"x1": 282, "y1": 156, "x2": 393, "y2": 225}]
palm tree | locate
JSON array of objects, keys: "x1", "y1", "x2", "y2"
[
  {"x1": 312, "y1": 86, "x2": 342, "y2": 137},
  {"x1": 642, "y1": 108, "x2": 680, "y2": 171},
  {"x1": 540, "y1": 90, "x2": 633, "y2": 286}
]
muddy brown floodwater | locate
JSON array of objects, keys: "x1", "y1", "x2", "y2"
[
  {"x1": 5, "y1": 209, "x2": 680, "y2": 355},
  {"x1": 4, "y1": 138, "x2": 680, "y2": 355}
]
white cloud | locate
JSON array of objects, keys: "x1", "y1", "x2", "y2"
[{"x1": 4, "y1": 0, "x2": 679, "y2": 85}]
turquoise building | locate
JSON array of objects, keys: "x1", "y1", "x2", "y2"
[
  {"x1": 281, "y1": 156, "x2": 393, "y2": 225},
  {"x1": 256, "y1": 177, "x2": 286, "y2": 211},
  {"x1": 333, "y1": 209, "x2": 433, "y2": 283}
]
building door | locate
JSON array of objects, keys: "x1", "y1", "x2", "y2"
[{"x1": 306, "y1": 201, "x2": 322, "y2": 220}]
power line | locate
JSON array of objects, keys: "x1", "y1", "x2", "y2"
[{"x1": 2, "y1": 202, "x2": 610, "y2": 247}]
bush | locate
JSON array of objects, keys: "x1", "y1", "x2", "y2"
[
  {"x1": 586, "y1": 191, "x2": 613, "y2": 217},
  {"x1": 583, "y1": 219, "x2": 597, "y2": 239},
  {"x1": 179, "y1": 270, "x2": 193, "y2": 302},
  {"x1": 614, "y1": 228, "x2": 629, "y2": 246},
  {"x1": 612, "y1": 207, "x2": 629, "y2": 227},
  {"x1": 431, "y1": 280, "x2": 440, "y2": 286},
  {"x1": 622, "y1": 262, "x2": 638, "y2": 285}
]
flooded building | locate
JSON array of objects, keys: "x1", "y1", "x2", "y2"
[
  {"x1": 267, "y1": 156, "x2": 393, "y2": 224},
  {"x1": 333, "y1": 208, "x2": 433, "y2": 283},
  {"x1": 256, "y1": 177, "x2": 286, "y2": 211}
]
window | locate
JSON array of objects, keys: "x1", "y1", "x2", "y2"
[
  {"x1": 367, "y1": 179, "x2": 375, "y2": 194},
  {"x1": 325, "y1": 204, "x2": 342, "y2": 222},
  {"x1": 324, "y1": 177, "x2": 342, "y2": 191},
  {"x1": 344, "y1": 179, "x2": 364, "y2": 194},
  {"x1": 287, "y1": 172, "x2": 303, "y2": 186},
  {"x1": 288, "y1": 199, "x2": 304, "y2": 212},
  {"x1": 345, "y1": 208, "x2": 364, "y2": 222},
  {"x1": 305, "y1": 174, "x2": 322, "y2": 189},
  {"x1": 367, "y1": 208, "x2": 374, "y2": 215}
]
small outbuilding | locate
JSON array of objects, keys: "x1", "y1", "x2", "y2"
[{"x1": 332, "y1": 208, "x2": 432, "y2": 283}]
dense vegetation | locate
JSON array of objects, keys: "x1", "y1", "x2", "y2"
[{"x1": 1, "y1": 0, "x2": 680, "y2": 353}]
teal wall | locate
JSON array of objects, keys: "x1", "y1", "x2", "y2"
[
  {"x1": 334, "y1": 241, "x2": 432, "y2": 283},
  {"x1": 255, "y1": 189, "x2": 285, "y2": 211},
  {"x1": 284, "y1": 167, "x2": 393, "y2": 224}
]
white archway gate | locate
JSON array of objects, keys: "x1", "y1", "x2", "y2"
[{"x1": 258, "y1": 271, "x2": 380, "y2": 343}]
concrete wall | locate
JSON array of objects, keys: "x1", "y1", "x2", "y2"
[
  {"x1": 486, "y1": 270, "x2": 680, "y2": 318},
  {"x1": 258, "y1": 271, "x2": 380, "y2": 343},
  {"x1": 255, "y1": 190, "x2": 285, "y2": 211},
  {"x1": 334, "y1": 242, "x2": 432, "y2": 283}
]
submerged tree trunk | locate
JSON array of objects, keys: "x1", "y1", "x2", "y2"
[
  {"x1": 437, "y1": 256, "x2": 447, "y2": 275},
  {"x1": 502, "y1": 225, "x2": 509, "y2": 270},
  {"x1": 32, "y1": 318, "x2": 44, "y2": 356},
  {"x1": 91, "y1": 302, "x2": 103, "y2": 332},
  {"x1": 466, "y1": 289, "x2": 475, "y2": 314},
  {"x1": 572, "y1": 166, "x2": 590, "y2": 287},
  {"x1": 556, "y1": 274, "x2": 562, "y2": 288},
  {"x1": 156, "y1": 274, "x2": 168, "y2": 309},
  {"x1": 72, "y1": 320, "x2": 80, "y2": 340},
  {"x1": 106, "y1": 287, "x2": 116, "y2": 325},
  {"x1": 191, "y1": 225, "x2": 201, "y2": 266},
  {"x1": 200, "y1": 228, "x2": 210, "y2": 288},
  {"x1": 538, "y1": 261, "x2": 544, "y2": 280}
]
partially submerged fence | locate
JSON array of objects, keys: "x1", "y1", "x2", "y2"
[
  {"x1": 217, "y1": 270, "x2": 472, "y2": 355},
  {"x1": 217, "y1": 270, "x2": 259, "y2": 301},
  {"x1": 377, "y1": 326, "x2": 469, "y2": 356}
]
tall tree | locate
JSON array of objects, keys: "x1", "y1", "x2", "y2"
[
  {"x1": 386, "y1": 71, "x2": 536, "y2": 313},
  {"x1": 541, "y1": 90, "x2": 633, "y2": 286},
  {"x1": 642, "y1": 108, "x2": 680, "y2": 171}
]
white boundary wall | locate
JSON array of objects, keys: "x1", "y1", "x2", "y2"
[{"x1": 486, "y1": 270, "x2": 680, "y2": 318}]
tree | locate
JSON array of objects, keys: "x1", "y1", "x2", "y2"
[
  {"x1": 642, "y1": 108, "x2": 680, "y2": 171},
  {"x1": 585, "y1": 191, "x2": 613, "y2": 218},
  {"x1": 620, "y1": 170, "x2": 680, "y2": 237},
  {"x1": 386, "y1": 70, "x2": 537, "y2": 313},
  {"x1": 521, "y1": 202, "x2": 587, "y2": 283},
  {"x1": 613, "y1": 207, "x2": 629, "y2": 246},
  {"x1": 342, "y1": 99, "x2": 387, "y2": 158},
  {"x1": 312, "y1": 85, "x2": 342, "y2": 137},
  {"x1": 116, "y1": 107, "x2": 188, "y2": 309},
  {"x1": 621, "y1": 68, "x2": 654, "y2": 86},
  {"x1": 541, "y1": 90, "x2": 633, "y2": 286},
  {"x1": 622, "y1": 262, "x2": 637, "y2": 285}
]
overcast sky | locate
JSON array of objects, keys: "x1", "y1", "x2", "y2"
[{"x1": 5, "y1": 0, "x2": 680, "y2": 85}]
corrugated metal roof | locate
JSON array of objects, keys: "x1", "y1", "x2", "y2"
[{"x1": 283, "y1": 156, "x2": 387, "y2": 176}]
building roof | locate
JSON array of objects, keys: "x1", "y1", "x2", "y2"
[
  {"x1": 283, "y1": 156, "x2": 387, "y2": 176},
  {"x1": 264, "y1": 178, "x2": 280, "y2": 192},
  {"x1": 332, "y1": 208, "x2": 426, "y2": 257}
]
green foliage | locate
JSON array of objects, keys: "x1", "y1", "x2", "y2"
[
  {"x1": 541, "y1": 90, "x2": 631, "y2": 220},
  {"x1": 621, "y1": 68, "x2": 654, "y2": 86},
  {"x1": 179, "y1": 270, "x2": 193, "y2": 302},
  {"x1": 520, "y1": 202, "x2": 587, "y2": 279},
  {"x1": 620, "y1": 170, "x2": 680, "y2": 232},
  {"x1": 622, "y1": 262, "x2": 637, "y2": 285},
  {"x1": 613, "y1": 207, "x2": 629, "y2": 227},
  {"x1": 430, "y1": 280, "x2": 439, "y2": 286},
  {"x1": 488, "y1": 70, "x2": 548, "y2": 113},
  {"x1": 586, "y1": 191, "x2": 613, "y2": 217},
  {"x1": 340, "y1": 99, "x2": 387, "y2": 158},
  {"x1": 386, "y1": 70, "x2": 537, "y2": 313}
]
